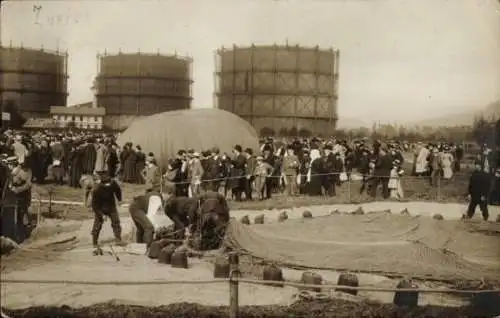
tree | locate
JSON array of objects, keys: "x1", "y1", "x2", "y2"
[
  {"x1": 472, "y1": 115, "x2": 493, "y2": 146},
  {"x1": 260, "y1": 127, "x2": 275, "y2": 137},
  {"x1": 278, "y1": 128, "x2": 289, "y2": 137},
  {"x1": 298, "y1": 128, "x2": 312, "y2": 138}
]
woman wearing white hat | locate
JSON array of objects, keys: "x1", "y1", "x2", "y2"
[{"x1": 189, "y1": 152, "x2": 204, "y2": 197}]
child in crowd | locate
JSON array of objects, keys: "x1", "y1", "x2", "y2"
[{"x1": 389, "y1": 159, "x2": 405, "y2": 200}]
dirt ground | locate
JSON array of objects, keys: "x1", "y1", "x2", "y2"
[
  {"x1": 3, "y1": 173, "x2": 500, "y2": 318},
  {"x1": 2, "y1": 202, "x2": 499, "y2": 317},
  {"x1": 2, "y1": 299, "x2": 488, "y2": 318}
]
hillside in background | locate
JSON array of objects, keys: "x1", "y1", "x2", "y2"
[
  {"x1": 337, "y1": 116, "x2": 370, "y2": 129},
  {"x1": 408, "y1": 100, "x2": 500, "y2": 127}
]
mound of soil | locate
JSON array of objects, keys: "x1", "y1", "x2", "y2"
[{"x1": 2, "y1": 300, "x2": 489, "y2": 318}]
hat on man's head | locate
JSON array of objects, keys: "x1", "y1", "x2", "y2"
[{"x1": 6, "y1": 156, "x2": 18, "y2": 164}]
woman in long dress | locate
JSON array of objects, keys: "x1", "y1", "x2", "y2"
[
  {"x1": 440, "y1": 147, "x2": 454, "y2": 180},
  {"x1": 415, "y1": 145, "x2": 430, "y2": 176}
]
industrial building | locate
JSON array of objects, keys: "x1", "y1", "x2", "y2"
[
  {"x1": 50, "y1": 102, "x2": 105, "y2": 130},
  {"x1": 94, "y1": 51, "x2": 193, "y2": 130},
  {"x1": 215, "y1": 44, "x2": 339, "y2": 137},
  {"x1": 0, "y1": 45, "x2": 69, "y2": 119}
]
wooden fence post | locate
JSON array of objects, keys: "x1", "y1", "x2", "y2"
[
  {"x1": 347, "y1": 176, "x2": 351, "y2": 203},
  {"x1": 437, "y1": 176, "x2": 441, "y2": 201},
  {"x1": 229, "y1": 253, "x2": 240, "y2": 318}
]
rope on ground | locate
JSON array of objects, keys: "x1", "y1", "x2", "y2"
[{"x1": 2, "y1": 277, "x2": 498, "y2": 294}]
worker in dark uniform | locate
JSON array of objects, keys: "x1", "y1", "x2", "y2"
[
  {"x1": 164, "y1": 190, "x2": 230, "y2": 250},
  {"x1": 91, "y1": 171, "x2": 125, "y2": 252},
  {"x1": 465, "y1": 161, "x2": 492, "y2": 221},
  {"x1": 163, "y1": 191, "x2": 197, "y2": 239},
  {"x1": 128, "y1": 190, "x2": 158, "y2": 249}
]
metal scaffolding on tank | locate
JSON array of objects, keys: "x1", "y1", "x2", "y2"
[
  {"x1": 214, "y1": 42, "x2": 340, "y2": 137},
  {"x1": 94, "y1": 48, "x2": 193, "y2": 131},
  {"x1": 0, "y1": 41, "x2": 69, "y2": 119}
]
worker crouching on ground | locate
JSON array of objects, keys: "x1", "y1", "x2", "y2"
[
  {"x1": 164, "y1": 190, "x2": 230, "y2": 251},
  {"x1": 128, "y1": 187, "x2": 161, "y2": 250},
  {"x1": 465, "y1": 161, "x2": 491, "y2": 222},
  {"x1": 90, "y1": 171, "x2": 126, "y2": 250}
]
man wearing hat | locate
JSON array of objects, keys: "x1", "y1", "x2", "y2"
[
  {"x1": 204, "y1": 147, "x2": 223, "y2": 192},
  {"x1": 281, "y1": 146, "x2": 299, "y2": 196},
  {"x1": 189, "y1": 152, "x2": 204, "y2": 197},
  {"x1": 371, "y1": 147, "x2": 392, "y2": 199},
  {"x1": 465, "y1": 161, "x2": 491, "y2": 221},
  {"x1": 143, "y1": 158, "x2": 161, "y2": 193},
  {"x1": 228, "y1": 145, "x2": 246, "y2": 201},
  {"x1": 90, "y1": 170, "x2": 125, "y2": 250}
]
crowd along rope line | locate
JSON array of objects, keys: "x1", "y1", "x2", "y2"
[
  {"x1": 1, "y1": 277, "x2": 498, "y2": 294},
  {"x1": 33, "y1": 171, "x2": 471, "y2": 188},
  {"x1": 31, "y1": 172, "x2": 466, "y2": 207}
]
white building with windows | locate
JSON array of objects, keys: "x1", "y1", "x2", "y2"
[{"x1": 50, "y1": 102, "x2": 105, "y2": 130}]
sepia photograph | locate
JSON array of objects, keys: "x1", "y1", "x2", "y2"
[{"x1": 1, "y1": 0, "x2": 499, "y2": 317}]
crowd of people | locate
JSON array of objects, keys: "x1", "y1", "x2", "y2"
[
  {"x1": 0, "y1": 129, "x2": 482, "y2": 200},
  {"x1": 0, "y1": 129, "x2": 497, "y2": 245}
]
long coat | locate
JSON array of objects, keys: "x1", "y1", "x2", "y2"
[
  {"x1": 82, "y1": 144, "x2": 97, "y2": 174},
  {"x1": 228, "y1": 154, "x2": 246, "y2": 190},
  {"x1": 69, "y1": 148, "x2": 85, "y2": 188},
  {"x1": 94, "y1": 144, "x2": 109, "y2": 173},
  {"x1": 122, "y1": 149, "x2": 138, "y2": 183}
]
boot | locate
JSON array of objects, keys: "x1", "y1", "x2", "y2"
[
  {"x1": 114, "y1": 237, "x2": 127, "y2": 247},
  {"x1": 92, "y1": 234, "x2": 99, "y2": 248}
]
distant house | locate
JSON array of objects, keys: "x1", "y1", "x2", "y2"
[{"x1": 50, "y1": 102, "x2": 105, "y2": 130}]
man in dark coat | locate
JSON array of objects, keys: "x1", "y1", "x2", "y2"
[
  {"x1": 262, "y1": 148, "x2": 276, "y2": 199},
  {"x1": 322, "y1": 145, "x2": 336, "y2": 196},
  {"x1": 371, "y1": 147, "x2": 392, "y2": 199},
  {"x1": 358, "y1": 149, "x2": 371, "y2": 194},
  {"x1": 229, "y1": 145, "x2": 246, "y2": 201},
  {"x1": 244, "y1": 148, "x2": 257, "y2": 200},
  {"x1": 91, "y1": 171, "x2": 125, "y2": 250},
  {"x1": 465, "y1": 161, "x2": 492, "y2": 221}
]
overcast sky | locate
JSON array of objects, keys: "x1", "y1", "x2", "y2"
[{"x1": 2, "y1": 0, "x2": 500, "y2": 123}]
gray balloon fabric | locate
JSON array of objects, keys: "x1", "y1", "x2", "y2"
[{"x1": 118, "y1": 108, "x2": 259, "y2": 168}]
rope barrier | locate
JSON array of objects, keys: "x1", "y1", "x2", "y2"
[
  {"x1": 33, "y1": 171, "x2": 470, "y2": 189},
  {"x1": 1, "y1": 277, "x2": 498, "y2": 294}
]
